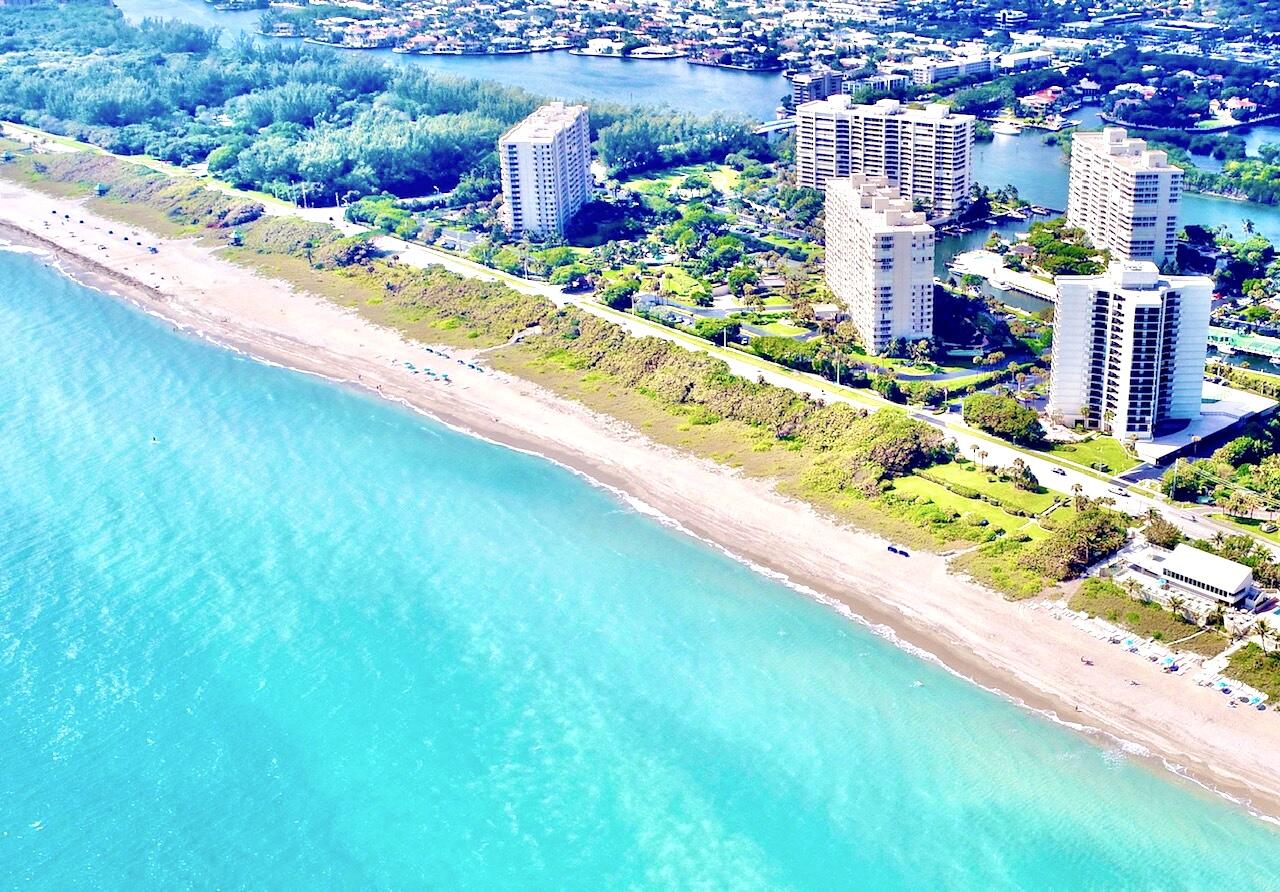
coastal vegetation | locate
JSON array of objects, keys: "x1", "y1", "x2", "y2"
[
  {"x1": 952, "y1": 497, "x2": 1130, "y2": 599},
  {"x1": 1, "y1": 144, "x2": 1126, "y2": 598},
  {"x1": 1226, "y1": 643, "x2": 1280, "y2": 700},
  {"x1": 0, "y1": 0, "x2": 764, "y2": 202},
  {"x1": 1160, "y1": 418, "x2": 1280, "y2": 522},
  {"x1": 1180, "y1": 147, "x2": 1280, "y2": 206},
  {"x1": 962, "y1": 392, "x2": 1044, "y2": 446},
  {"x1": 1068, "y1": 578, "x2": 1229, "y2": 656}
]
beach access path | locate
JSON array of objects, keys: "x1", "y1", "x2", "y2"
[{"x1": 6, "y1": 178, "x2": 1280, "y2": 820}]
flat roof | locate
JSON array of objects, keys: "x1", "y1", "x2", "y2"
[
  {"x1": 1074, "y1": 127, "x2": 1181, "y2": 172},
  {"x1": 1164, "y1": 543, "x2": 1253, "y2": 594},
  {"x1": 501, "y1": 102, "x2": 588, "y2": 144}
]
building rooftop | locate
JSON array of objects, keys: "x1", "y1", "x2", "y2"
[
  {"x1": 799, "y1": 96, "x2": 972, "y2": 124},
  {"x1": 1161, "y1": 544, "x2": 1255, "y2": 594},
  {"x1": 501, "y1": 102, "x2": 588, "y2": 144},
  {"x1": 827, "y1": 174, "x2": 933, "y2": 230},
  {"x1": 1075, "y1": 126, "x2": 1182, "y2": 172}
]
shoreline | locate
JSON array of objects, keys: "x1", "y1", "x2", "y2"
[{"x1": 6, "y1": 185, "x2": 1280, "y2": 824}]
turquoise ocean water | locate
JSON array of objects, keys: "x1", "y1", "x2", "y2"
[{"x1": 3, "y1": 247, "x2": 1280, "y2": 888}]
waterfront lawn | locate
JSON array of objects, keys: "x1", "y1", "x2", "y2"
[
  {"x1": 1068, "y1": 578, "x2": 1229, "y2": 656},
  {"x1": 924, "y1": 461, "x2": 1059, "y2": 515},
  {"x1": 951, "y1": 537, "x2": 1053, "y2": 600},
  {"x1": 1226, "y1": 643, "x2": 1280, "y2": 700},
  {"x1": 1042, "y1": 437, "x2": 1139, "y2": 473},
  {"x1": 887, "y1": 475, "x2": 1037, "y2": 543}
]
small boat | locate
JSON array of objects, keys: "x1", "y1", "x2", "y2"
[{"x1": 991, "y1": 121, "x2": 1022, "y2": 136}]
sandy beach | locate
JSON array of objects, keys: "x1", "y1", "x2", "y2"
[{"x1": 5, "y1": 178, "x2": 1280, "y2": 822}]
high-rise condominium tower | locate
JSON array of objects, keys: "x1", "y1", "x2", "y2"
[
  {"x1": 1048, "y1": 261, "x2": 1211, "y2": 441},
  {"x1": 499, "y1": 102, "x2": 592, "y2": 237},
  {"x1": 1066, "y1": 127, "x2": 1183, "y2": 265},
  {"x1": 795, "y1": 97, "x2": 974, "y2": 217},
  {"x1": 824, "y1": 173, "x2": 936, "y2": 354}
]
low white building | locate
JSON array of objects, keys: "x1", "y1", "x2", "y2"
[{"x1": 1130, "y1": 544, "x2": 1261, "y2": 609}]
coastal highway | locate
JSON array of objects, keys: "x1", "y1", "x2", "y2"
[
  {"x1": 18, "y1": 141, "x2": 1244, "y2": 554},
  {"x1": 332, "y1": 227, "x2": 1242, "y2": 549},
  {"x1": 359, "y1": 233, "x2": 1233, "y2": 543}
]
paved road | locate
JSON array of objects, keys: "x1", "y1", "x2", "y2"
[
  {"x1": 349, "y1": 230, "x2": 1263, "y2": 551},
  {"x1": 8, "y1": 120, "x2": 1263, "y2": 556}
]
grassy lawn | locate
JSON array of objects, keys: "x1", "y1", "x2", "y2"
[
  {"x1": 847, "y1": 347, "x2": 970, "y2": 378},
  {"x1": 1069, "y1": 578, "x2": 1229, "y2": 656},
  {"x1": 760, "y1": 234, "x2": 823, "y2": 257},
  {"x1": 620, "y1": 163, "x2": 739, "y2": 195},
  {"x1": 1043, "y1": 436, "x2": 1139, "y2": 473},
  {"x1": 924, "y1": 461, "x2": 1060, "y2": 515},
  {"x1": 890, "y1": 475, "x2": 1035, "y2": 537},
  {"x1": 653, "y1": 265, "x2": 707, "y2": 301},
  {"x1": 1211, "y1": 515, "x2": 1280, "y2": 543},
  {"x1": 754, "y1": 321, "x2": 809, "y2": 337},
  {"x1": 1226, "y1": 643, "x2": 1280, "y2": 700},
  {"x1": 598, "y1": 265, "x2": 642, "y2": 285},
  {"x1": 762, "y1": 295, "x2": 790, "y2": 307}
]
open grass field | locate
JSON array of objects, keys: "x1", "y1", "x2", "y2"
[
  {"x1": 1043, "y1": 436, "x2": 1140, "y2": 473},
  {"x1": 754, "y1": 320, "x2": 809, "y2": 337},
  {"x1": 620, "y1": 163, "x2": 740, "y2": 196},
  {"x1": 924, "y1": 461, "x2": 1060, "y2": 515},
  {"x1": 759, "y1": 234, "x2": 823, "y2": 258},
  {"x1": 890, "y1": 475, "x2": 1037, "y2": 538},
  {"x1": 653, "y1": 265, "x2": 708, "y2": 301}
]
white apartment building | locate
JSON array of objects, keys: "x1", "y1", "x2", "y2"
[
  {"x1": 1048, "y1": 261, "x2": 1212, "y2": 441},
  {"x1": 824, "y1": 173, "x2": 936, "y2": 354},
  {"x1": 910, "y1": 53, "x2": 996, "y2": 85},
  {"x1": 789, "y1": 68, "x2": 845, "y2": 105},
  {"x1": 1066, "y1": 127, "x2": 1183, "y2": 265},
  {"x1": 499, "y1": 102, "x2": 592, "y2": 237},
  {"x1": 795, "y1": 97, "x2": 974, "y2": 217}
]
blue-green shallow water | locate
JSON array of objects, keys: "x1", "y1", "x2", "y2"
[{"x1": 3, "y1": 248, "x2": 1280, "y2": 888}]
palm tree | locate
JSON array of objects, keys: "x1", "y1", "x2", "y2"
[
  {"x1": 1210, "y1": 603, "x2": 1226, "y2": 629},
  {"x1": 1167, "y1": 595, "x2": 1187, "y2": 623},
  {"x1": 1071, "y1": 482, "x2": 1084, "y2": 509},
  {"x1": 1122, "y1": 578, "x2": 1142, "y2": 601},
  {"x1": 1256, "y1": 619, "x2": 1273, "y2": 654}
]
